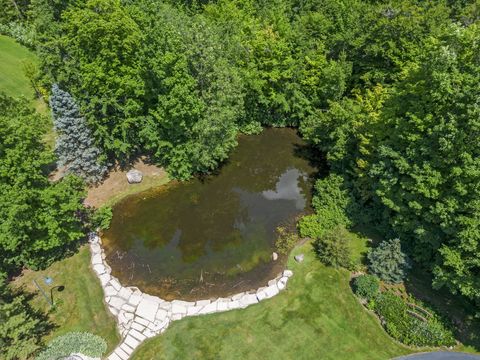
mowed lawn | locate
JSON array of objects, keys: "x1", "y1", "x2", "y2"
[
  {"x1": 12, "y1": 246, "x2": 120, "y2": 353},
  {"x1": 0, "y1": 35, "x2": 36, "y2": 98},
  {"x1": 132, "y1": 242, "x2": 412, "y2": 360}
]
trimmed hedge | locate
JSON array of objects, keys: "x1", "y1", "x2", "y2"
[
  {"x1": 373, "y1": 292, "x2": 455, "y2": 347},
  {"x1": 36, "y1": 332, "x2": 107, "y2": 360}
]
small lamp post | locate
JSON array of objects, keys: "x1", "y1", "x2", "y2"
[{"x1": 32, "y1": 276, "x2": 64, "y2": 307}]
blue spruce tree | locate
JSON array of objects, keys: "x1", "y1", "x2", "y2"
[{"x1": 50, "y1": 84, "x2": 107, "y2": 184}]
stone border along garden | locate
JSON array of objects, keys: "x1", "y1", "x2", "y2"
[{"x1": 88, "y1": 232, "x2": 293, "y2": 360}]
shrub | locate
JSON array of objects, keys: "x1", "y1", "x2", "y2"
[
  {"x1": 91, "y1": 206, "x2": 113, "y2": 231},
  {"x1": 36, "y1": 332, "x2": 107, "y2": 360},
  {"x1": 0, "y1": 22, "x2": 36, "y2": 48},
  {"x1": 298, "y1": 174, "x2": 351, "y2": 239},
  {"x1": 314, "y1": 226, "x2": 353, "y2": 269},
  {"x1": 368, "y1": 238, "x2": 410, "y2": 284},
  {"x1": 352, "y1": 274, "x2": 379, "y2": 300},
  {"x1": 275, "y1": 226, "x2": 299, "y2": 255},
  {"x1": 373, "y1": 292, "x2": 455, "y2": 347}
]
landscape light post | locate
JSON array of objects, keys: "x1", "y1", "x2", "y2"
[
  {"x1": 50, "y1": 285, "x2": 65, "y2": 306},
  {"x1": 32, "y1": 276, "x2": 64, "y2": 307}
]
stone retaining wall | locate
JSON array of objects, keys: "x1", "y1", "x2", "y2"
[{"x1": 88, "y1": 233, "x2": 293, "y2": 360}]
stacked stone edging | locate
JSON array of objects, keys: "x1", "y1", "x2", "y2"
[{"x1": 88, "y1": 233, "x2": 293, "y2": 360}]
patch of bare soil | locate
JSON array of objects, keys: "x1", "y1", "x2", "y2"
[{"x1": 85, "y1": 158, "x2": 168, "y2": 208}]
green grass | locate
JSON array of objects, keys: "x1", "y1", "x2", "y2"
[
  {"x1": 348, "y1": 230, "x2": 370, "y2": 269},
  {"x1": 132, "y1": 241, "x2": 412, "y2": 360},
  {"x1": 0, "y1": 35, "x2": 36, "y2": 98},
  {"x1": 12, "y1": 246, "x2": 120, "y2": 353},
  {"x1": 0, "y1": 35, "x2": 52, "y2": 144},
  {"x1": 102, "y1": 173, "x2": 171, "y2": 208}
]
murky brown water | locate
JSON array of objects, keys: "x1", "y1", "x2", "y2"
[{"x1": 102, "y1": 128, "x2": 316, "y2": 300}]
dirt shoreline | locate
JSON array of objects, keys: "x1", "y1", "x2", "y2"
[{"x1": 85, "y1": 158, "x2": 169, "y2": 208}]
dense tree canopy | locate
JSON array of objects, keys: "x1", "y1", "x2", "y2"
[
  {"x1": 1, "y1": 0, "x2": 479, "y2": 319},
  {"x1": 0, "y1": 93, "x2": 85, "y2": 272}
]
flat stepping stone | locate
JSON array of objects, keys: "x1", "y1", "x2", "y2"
[
  {"x1": 118, "y1": 287, "x2": 133, "y2": 300},
  {"x1": 198, "y1": 301, "x2": 217, "y2": 315},
  {"x1": 104, "y1": 286, "x2": 118, "y2": 297},
  {"x1": 239, "y1": 293, "x2": 258, "y2": 307},
  {"x1": 131, "y1": 322, "x2": 145, "y2": 332},
  {"x1": 109, "y1": 278, "x2": 122, "y2": 291},
  {"x1": 129, "y1": 329, "x2": 146, "y2": 341},
  {"x1": 195, "y1": 299, "x2": 210, "y2": 307},
  {"x1": 263, "y1": 284, "x2": 279, "y2": 298},
  {"x1": 135, "y1": 299, "x2": 159, "y2": 322},
  {"x1": 119, "y1": 343, "x2": 134, "y2": 356},
  {"x1": 109, "y1": 296, "x2": 125, "y2": 310},
  {"x1": 107, "y1": 353, "x2": 122, "y2": 360},
  {"x1": 171, "y1": 303, "x2": 187, "y2": 315},
  {"x1": 114, "y1": 347, "x2": 129, "y2": 360},
  {"x1": 124, "y1": 335, "x2": 140, "y2": 349},
  {"x1": 283, "y1": 269, "x2": 293, "y2": 277},
  {"x1": 93, "y1": 263, "x2": 106, "y2": 275},
  {"x1": 98, "y1": 273, "x2": 111, "y2": 286},
  {"x1": 228, "y1": 300, "x2": 241, "y2": 310},
  {"x1": 134, "y1": 316, "x2": 150, "y2": 326},
  {"x1": 91, "y1": 253, "x2": 103, "y2": 265},
  {"x1": 128, "y1": 293, "x2": 142, "y2": 306}
]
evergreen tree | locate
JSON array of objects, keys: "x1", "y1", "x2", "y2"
[
  {"x1": 0, "y1": 272, "x2": 50, "y2": 360},
  {"x1": 50, "y1": 84, "x2": 107, "y2": 184},
  {"x1": 368, "y1": 239, "x2": 411, "y2": 284}
]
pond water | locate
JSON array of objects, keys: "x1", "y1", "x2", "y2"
[{"x1": 102, "y1": 128, "x2": 317, "y2": 300}]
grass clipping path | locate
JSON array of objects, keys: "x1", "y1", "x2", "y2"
[{"x1": 132, "y1": 241, "x2": 411, "y2": 360}]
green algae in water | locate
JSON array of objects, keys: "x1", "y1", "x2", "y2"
[{"x1": 102, "y1": 128, "x2": 317, "y2": 300}]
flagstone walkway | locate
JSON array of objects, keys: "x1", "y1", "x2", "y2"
[{"x1": 88, "y1": 233, "x2": 293, "y2": 360}]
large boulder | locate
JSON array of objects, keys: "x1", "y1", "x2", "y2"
[{"x1": 126, "y1": 169, "x2": 143, "y2": 184}]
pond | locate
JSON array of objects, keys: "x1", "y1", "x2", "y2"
[{"x1": 102, "y1": 128, "x2": 317, "y2": 300}]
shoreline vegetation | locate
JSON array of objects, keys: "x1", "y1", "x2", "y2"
[{"x1": 2, "y1": 0, "x2": 480, "y2": 356}]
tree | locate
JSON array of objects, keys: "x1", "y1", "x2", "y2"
[
  {"x1": 0, "y1": 272, "x2": 50, "y2": 360},
  {"x1": 299, "y1": 174, "x2": 353, "y2": 239},
  {"x1": 50, "y1": 84, "x2": 107, "y2": 184},
  {"x1": 314, "y1": 226, "x2": 353, "y2": 269},
  {"x1": 0, "y1": 93, "x2": 85, "y2": 271},
  {"x1": 60, "y1": 0, "x2": 145, "y2": 157},
  {"x1": 366, "y1": 24, "x2": 480, "y2": 300},
  {"x1": 368, "y1": 239, "x2": 410, "y2": 284},
  {"x1": 138, "y1": 4, "x2": 244, "y2": 179}
]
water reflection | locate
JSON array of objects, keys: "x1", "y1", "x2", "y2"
[{"x1": 102, "y1": 128, "x2": 316, "y2": 300}]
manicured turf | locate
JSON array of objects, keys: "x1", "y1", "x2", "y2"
[
  {"x1": 0, "y1": 35, "x2": 36, "y2": 98},
  {"x1": 12, "y1": 246, "x2": 120, "y2": 353},
  {"x1": 132, "y1": 242, "x2": 412, "y2": 360}
]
